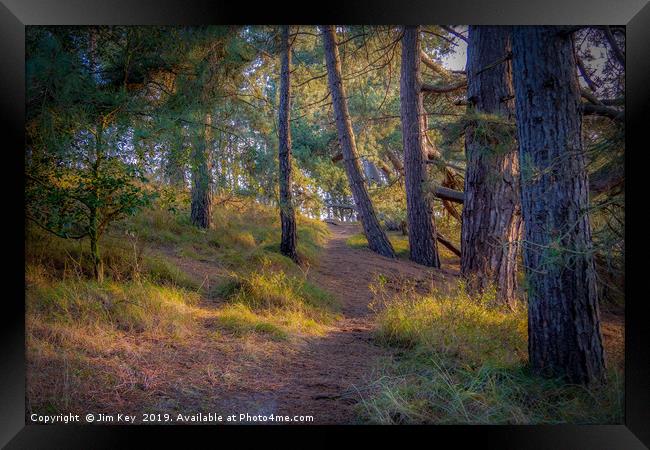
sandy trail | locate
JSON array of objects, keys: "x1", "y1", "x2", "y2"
[{"x1": 222, "y1": 222, "x2": 452, "y2": 424}]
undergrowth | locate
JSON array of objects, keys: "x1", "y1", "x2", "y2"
[
  {"x1": 26, "y1": 198, "x2": 334, "y2": 338},
  {"x1": 359, "y1": 279, "x2": 624, "y2": 424}
]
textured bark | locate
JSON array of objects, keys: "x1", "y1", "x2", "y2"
[
  {"x1": 278, "y1": 26, "x2": 299, "y2": 262},
  {"x1": 190, "y1": 113, "x2": 213, "y2": 229},
  {"x1": 322, "y1": 25, "x2": 395, "y2": 258},
  {"x1": 400, "y1": 26, "x2": 441, "y2": 267},
  {"x1": 512, "y1": 26, "x2": 605, "y2": 384},
  {"x1": 461, "y1": 26, "x2": 522, "y2": 307}
]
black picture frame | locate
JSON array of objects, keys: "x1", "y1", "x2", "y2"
[{"x1": 1, "y1": 0, "x2": 647, "y2": 448}]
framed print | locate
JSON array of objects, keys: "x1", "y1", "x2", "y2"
[{"x1": 1, "y1": 0, "x2": 647, "y2": 448}]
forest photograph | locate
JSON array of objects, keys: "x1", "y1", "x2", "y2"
[{"x1": 24, "y1": 24, "x2": 625, "y2": 425}]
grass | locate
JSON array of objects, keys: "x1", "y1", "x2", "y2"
[
  {"x1": 26, "y1": 197, "x2": 336, "y2": 415},
  {"x1": 26, "y1": 273, "x2": 201, "y2": 337},
  {"x1": 346, "y1": 231, "x2": 458, "y2": 260},
  {"x1": 359, "y1": 280, "x2": 624, "y2": 424},
  {"x1": 123, "y1": 200, "x2": 329, "y2": 269},
  {"x1": 213, "y1": 264, "x2": 340, "y2": 337}
]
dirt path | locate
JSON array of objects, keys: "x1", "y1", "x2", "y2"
[
  {"x1": 156, "y1": 221, "x2": 451, "y2": 424},
  {"x1": 223, "y1": 222, "x2": 453, "y2": 424}
]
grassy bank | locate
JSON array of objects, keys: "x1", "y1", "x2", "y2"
[
  {"x1": 359, "y1": 280, "x2": 623, "y2": 424},
  {"x1": 26, "y1": 198, "x2": 338, "y2": 414}
]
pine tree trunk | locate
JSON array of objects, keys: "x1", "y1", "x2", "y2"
[
  {"x1": 400, "y1": 26, "x2": 441, "y2": 267},
  {"x1": 322, "y1": 25, "x2": 395, "y2": 258},
  {"x1": 166, "y1": 134, "x2": 187, "y2": 189},
  {"x1": 88, "y1": 206, "x2": 103, "y2": 283},
  {"x1": 278, "y1": 26, "x2": 299, "y2": 262},
  {"x1": 461, "y1": 26, "x2": 522, "y2": 307},
  {"x1": 512, "y1": 26, "x2": 605, "y2": 384},
  {"x1": 190, "y1": 113, "x2": 212, "y2": 229}
]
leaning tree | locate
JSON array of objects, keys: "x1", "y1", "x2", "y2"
[{"x1": 321, "y1": 25, "x2": 395, "y2": 258}]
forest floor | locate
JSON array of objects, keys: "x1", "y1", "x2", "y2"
[
  {"x1": 156, "y1": 221, "x2": 455, "y2": 424},
  {"x1": 27, "y1": 218, "x2": 624, "y2": 425}
]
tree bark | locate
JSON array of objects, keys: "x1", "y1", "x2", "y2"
[
  {"x1": 90, "y1": 120, "x2": 104, "y2": 282},
  {"x1": 461, "y1": 26, "x2": 522, "y2": 307},
  {"x1": 322, "y1": 25, "x2": 395, "y2": 258},
  {"x1": 278, "y1": 26, "x2": 299, "y2": 262},
  {"x1": 512, "y1": 26, "x2": 605, "y2": 384},
  {"x1": 190, "y1": 113, "x2": 213, "y2": 229},
  {"x1": 400, "y1": 26, "x2": 441, "y2": 267}
]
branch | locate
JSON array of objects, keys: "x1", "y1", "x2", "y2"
[
  {"x1": 580, "y1": 88, "x2": 602, "y2": 105},
  {"x1": 421, "y1": 80, "x2": 467, "y2": 93},
  {"x1": 603, "y1": 26, "x2": 625, "y2": 67},
  {"x1": 325, "y1": 203, "x2": 357, "y2": 210},
  {"x1": 439, "y1": 25, "x2": 469, "y2": 43},
  {"x1": 26, "y1": 214, "x2": 87, "y2": 240},
  {"x1": 420, "y1": 50, "x2": 454, "y2": 80},
  {"x1": 576, "y1": 56, "x2": 599, "y2": 92},
  {"x1": 436, "y1": 232, "x2": 461, "y2": 257},
  {"x1": 433, "y1": 186, "x2": 464, "y2": 203},
  {"x1": 581, "y1": 103, "x2": 624, "y2": 122},
  {"x1": 425, "y1": 159, "x2": 465, "y2": 172}
]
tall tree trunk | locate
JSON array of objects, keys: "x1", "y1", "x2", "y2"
[
  {"x1": 278, "y1": 26, "x2": 299, "y2": 262},
  {"x1": 90, "y1": 119, "x2": 104, "y2": 282},
  {"x1": 165, "y1": 132, "x2": 187, "y2": 189},
  {"x1": 461, "y1": 26, "x2": 522, "y2": 307},
  {"x1": 190, "y1": 113, "x2": 213, "y2": 229},
  {"x1": 321, "y1": 25, "x2": 395, "y2": 258},
  {"x1": 512, "y1": 26, "x2": 605, "y2": 384},
  {"x1": 400, "y1": 26, "x2": 441, "y2": 267}
]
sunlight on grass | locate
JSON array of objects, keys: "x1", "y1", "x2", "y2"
[
  {"x1": 359, "y1": 280, "x2": 624, "y2": 425},
  {"x1": 27, "y1": 275, "x2": 200, "y2": 337},
  {"x1": 213, "y1": 264, "x2": 340, "y2": 337},
  {"x1": 346, "y1": 231, "x2": 458, "y2": 260}
]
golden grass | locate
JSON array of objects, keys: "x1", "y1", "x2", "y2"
[
  {"x1": 346, "y1": 231, "x2": 459, "y2": 260},
  {"x1": 25, "y1": 197, "x2": 335, "y2": 416},
  {"x1": 359, "y1": 280, "x2": 624, "y2": 425}
]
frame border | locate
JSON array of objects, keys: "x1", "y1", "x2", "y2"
[{"x1": 2, "y1": 0, "x2": 647, "y2": 448}]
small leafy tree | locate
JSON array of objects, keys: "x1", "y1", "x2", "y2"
[{"x1": 26, "y1": 27, "x2": 158, "y2": 281}]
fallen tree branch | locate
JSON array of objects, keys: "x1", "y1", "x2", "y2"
[
  {"x1": 325, "y1": 203, "x2": 357, "y2": 210},
  {"x1": 421, "y1": 80, "x2": 467, "y2": 94},
  {"x1": 581, "y1": 103, "x2": 624, "y2": 122},
  {"x1": 603, "y1": 25, "x2": 625, "y2": 67},
  {"x1": 439, "y1": 25, "x2": 469, "y2": 43},
  {"x1": 433, "y1": 186, "x2": 464, "y2": 203},
  {"x1": 577, "y1": 56, "x2": 599, "y2": 92},
  {"x1": 436, "y1": 232, "x2": 461, "y2": 257},
  {"x1": 420, "y1": 50, "x2": 454, "y2": 80}
]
